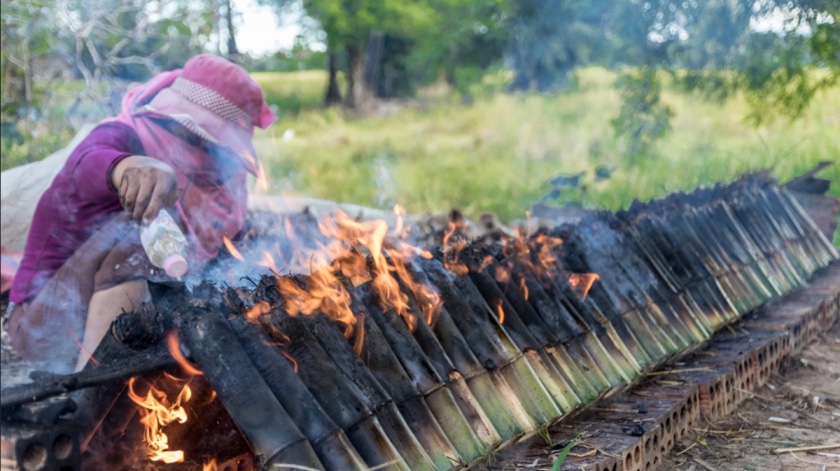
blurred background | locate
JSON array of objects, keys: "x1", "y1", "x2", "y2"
[{"x1": 1, "y1": 0, "x2": 838, "y2": 230}]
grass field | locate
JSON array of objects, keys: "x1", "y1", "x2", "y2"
[
  {"x1": 2, "y1": 67, "x2": 837, "y2": 240},
  {"x1": 250, "y1": 67, "x2": 839, "y2": 229}
]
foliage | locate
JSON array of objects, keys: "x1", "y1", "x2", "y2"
[
  {"x1": 0, "y1": 120, "x2": 75, "y2": 171},
  {"x1": 611, "y1": 69, "x2": 674, "y2": 158},
  {"x1": 248, "y1": 68, "x2": 840, "y2": 234}
]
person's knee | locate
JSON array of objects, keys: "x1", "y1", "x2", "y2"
[{"x1": 87, "y1": 279, "x2": 151, "y2": 327}]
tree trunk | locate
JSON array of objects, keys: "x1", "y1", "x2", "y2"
[
  {"x1": 344, "y1": 43, "x2": 374, "y2": 112},
  {"x1": 324, "y1": 47, "x2": 342, "y2": 107},
  {"x1": 224, "y1": 0, "x2": 239, "y2": 57}
]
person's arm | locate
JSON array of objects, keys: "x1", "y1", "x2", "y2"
[
  {"x1": 69, "y1": 123, "x2": 179, "y2": 224},
  {"x1": 110, "y1": 155, "x2": 178, "y2": 224}
]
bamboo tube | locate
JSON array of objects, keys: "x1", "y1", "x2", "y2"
[
  {"x1": 260, "y1": 302, "x2": 412, "y2": 471},
  {"x1": 387, "y1": 270, "x2": 502, "y2": 450},
  {"x1": 451, "y1": 271, "x2": 564, "y2": 423},
  {"x1": 470, "y1": 264, "x2": 620, "y2": 404},
  {"x1": 353, "y1": 283, "x2": 485, "y2": 463},
  {"x1": 303, "y1": 310, "x2": 460, "y2": 470},
  {"x1": 225, "y1": 311, "x2": 368, "y2": 471},
  {"x1": 467, "y1": 267, "x2": 584, "y2": 412},
  {"x1": 178, "y1": 303, "x2": 324, "y2": 470},
  {"x1": 710, "y1": 203, "x2": 786, "y2": 299}
]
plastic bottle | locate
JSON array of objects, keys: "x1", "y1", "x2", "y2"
[{"x1": 140, "y1": 209, "x2": 189, "y2": 278}]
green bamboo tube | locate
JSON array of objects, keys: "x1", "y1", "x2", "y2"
[
  {"x1": 445, "y1": 371, "x2": 501, "y2": 448},
  {"x1": 467, "y1": 369, "x2": 534, "y2": 439},
  {"x1": 424, "y1": 386, "x2": 486, "y2": 464},
  {"x1": 543, "y1": 345, "x2": 600, "y2": 403}
]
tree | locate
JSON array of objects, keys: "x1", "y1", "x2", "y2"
[
  {"x1": 261, "y1": 0, "x2": 435, "y2": 111},
  {"x1": 605, "y1": 0, "x2": 839, "y2": 156}
]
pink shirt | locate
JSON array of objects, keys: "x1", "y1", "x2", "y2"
[{"x1": 10, "y1": 123, "x2": 143, "y2": 303}]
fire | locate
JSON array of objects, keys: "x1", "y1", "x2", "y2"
[
  {"x1": 442, "y1": 221, "x2": 469, "y2": 276},
  {"x1": 223, "y1": 236, "x2": 244, "y2": 261},
  {"x1": 166, "y1": 331, "x2": 203, "y2": 377},
  {"x1": 257, "y1": 167, "x2": 268, "y2": 192},
  {"x1": 494, "y1": 264, "x2": 511, "y2": 284},
  {"x1": 244, "y1": 300, "x2": 271, "y2": 323},
  {"x1": 202, "y1": 458, "x2": 218, "y2": 471},
  {"x1": 127, "y1": 376, "x2": 192, "y2": 464},
  {"x1": 493, "y1": 299, "x2": 505, "y2": 324},
  {"x1": 257, "y1": 250, "x2": 279, "y2": 272},
  {"x1": 568, "y1": 273, "x2": 600, "y2": 301},
  {"x1": 519, "y1": 277, "x2": 529, "y2": 300},
  {"x1": 531, "y1": 234, "x2": 563, "y2": 278}
]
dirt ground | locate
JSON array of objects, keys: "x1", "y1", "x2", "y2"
[{"x1": 659, "y1": 319, "x2": 840, "y2": 471}]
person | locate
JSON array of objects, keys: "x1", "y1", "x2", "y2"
[{"x1": 5, "y1": 54, "x2": 276, "y2": 373}]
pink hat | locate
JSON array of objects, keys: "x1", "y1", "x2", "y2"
[{"x1": 144, "y1": 54, "x2": 276, "y2": 176}]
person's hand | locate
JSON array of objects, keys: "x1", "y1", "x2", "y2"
[{"x1": 111, "y1": 156, "x2": 179, "y2": 224}]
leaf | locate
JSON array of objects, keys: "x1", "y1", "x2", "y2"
[{"x1": 551, "y1": 435, "x2": 577, "y2": 471}]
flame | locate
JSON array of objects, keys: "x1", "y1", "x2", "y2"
[
  {"x1": 493, "y1": 299, "x2": 505, "y2": 324},
  {"x1": 223, "y1": 236, "x2": 244, "y2": 261},
  {"x1": 244, "y1": 300, "x2": 271, "y2": 323},
  {"x1": 386, "y1": 248, "x2": 442, "y2": 327},
  {"x1": 282, "y1": 350, "x2": 299, "y2": 374},
  {"x1": 166, "y1": 331, "x2": 203, "y2": 377},
  {"x1": 532, "y1": 234, "x2": 563, "y2": 278},
  {"x1": 442, "y1": 221, "x2": 469, "y2": 276},
  {"x1": 72, "y1": 329, "x2": 100, "y2": 367},
  {"x1": 519, "y1": 277, "x2": 529, "y2": 300},
  {"x1": 202, "y1": 458, "x2": 218, "y2": 471},
  {"x1": 127, "y1": 377, "x2": 192, "y2": 463},
  {"x1": 568, "y1": 273, "x2": 600, "y2": 301},
  {"x1": 257, "y1": 250, "x2": 279, "y2": 272},
  {"x1": 494, "y1": 264, "x2": 511, "y2": 284}
]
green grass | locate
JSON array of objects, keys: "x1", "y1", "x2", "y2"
[
  {"x1": 251, "y1": 67, "x2": 840, "y2": 233},
  {"x1": 250, "y1": 70, "x2": 342, "y2": 116},
  {"x1": 3, "y1": 67, "x2": 837, "y2": 244}
]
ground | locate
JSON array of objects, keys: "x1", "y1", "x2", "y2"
[{"x1": 659, "y1": 319, "x2": 840, "y2": 471}]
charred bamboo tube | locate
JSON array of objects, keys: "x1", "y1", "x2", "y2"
[
  {"x1": 467, "y1": 267, "x2": 582, "y2": 413},
  {"x1": 768, "y1": 188, "x2": 837, "y2": 267},
  {"x1": 301, "y1": 311, "x2": 457, "y2": 471},
  {"x1": 612, "y1": 225, "x2": 696, "y2": 358},
  {"x1": 267, "y1": 308, "x2": 415, "y2": 471},
  {"x1": 730, "y1": 194, "x2": 804, "y2": 289},
  {"x1": 402, "y1": 260, "x2": 532, "y2": 441},
  {"x1": 451, "y1": 272, "x2": 564, "y2": 420},
  {"x1": 696, "y1": 206, "x2": 777, "y2": 307},
  {"x1": 353, "y1": 283, "x2": 485, "y2": 464},
  {"x1": 489, "y1": 267, "x2": 598, "y2": 403},
  {"x1": 518, "y1": 272, "x2": 626, "y2": 384},
  {"x1": 392, "y1": 275, "x2": 502, "y2": 450},
  {"x1": 416, "y1": 258, "x2": 544, "y2": 435},
  {"x1": 636, "y1": 215, "x2": 743, "y2": 324},
  {"x1": 506, "y1": 270, "x2": 624, "y2": 394},
  {"x1": 624, "y1": 223, "x2": 734, "y2": 331},
  {"x1": 178, "y1": 303, "x2": 324, "y2": 470},
  {"x1": 647, "y1": 213, "x2": 752, "y2": 317},
  {"x1": 708, "y1": 203, "x2": 786, "y2": 300},
  {"x1": 670, "y1": 210, "x2": 765, "y2": 314},
  {"x1": 551, "y1": 224, "x2": 691, "y2": 362},
  {"x1": 69, "y1": 306, "x2": 171, "y2": 452},
  {"x1": 695, "y1": 204, "x2": 780, "y2": 306},
  {"x1": 430, "y1": 312, "x2": 534, "y2": 442},
  {"x1": 225, "y1": 313, "x2": 368, "y2": 470},
  {"x1": 751, "y1": 189, "x2": 817, "y2": 274}
]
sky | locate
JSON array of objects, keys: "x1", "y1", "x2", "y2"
[{"x1": 233, "y1": 0, "x2": 305, "y2": 56}]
